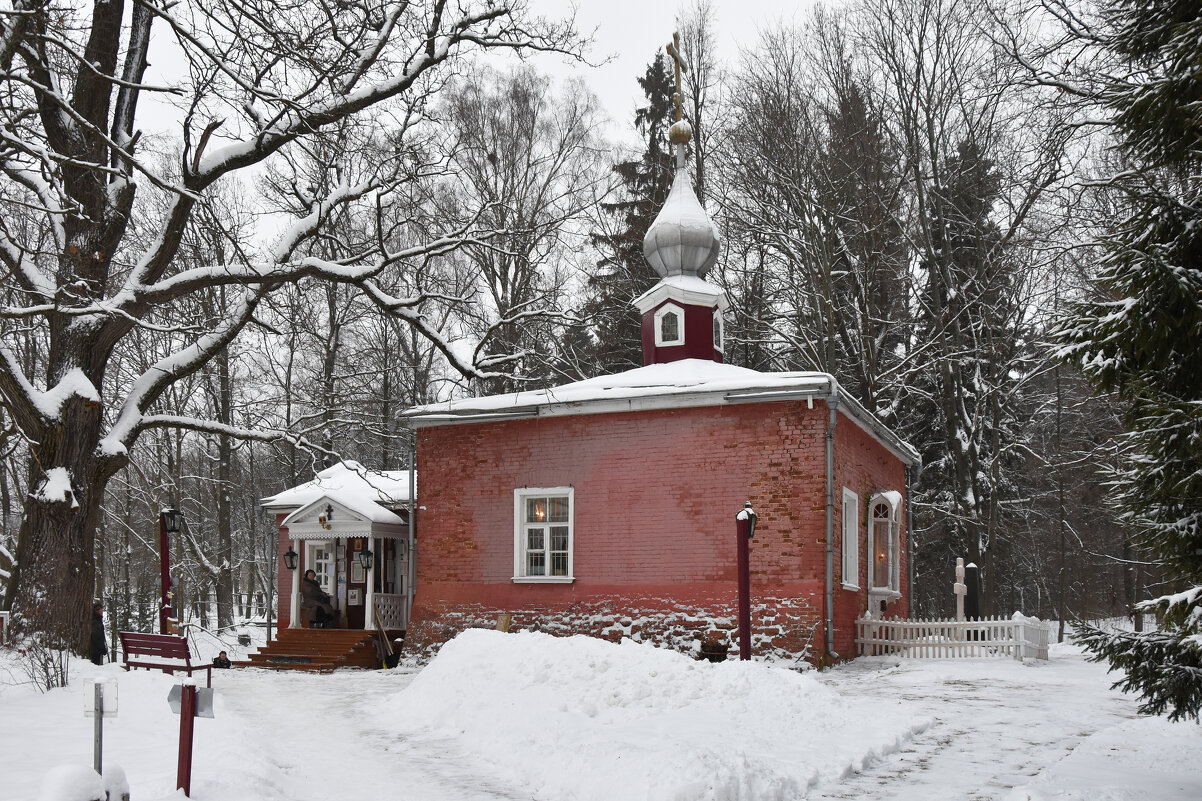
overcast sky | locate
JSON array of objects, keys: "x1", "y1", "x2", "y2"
[{"x1": 525, "y1": 0, "x2": 822, "y2": 142}]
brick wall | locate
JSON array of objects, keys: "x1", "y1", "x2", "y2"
[
  {"x1": 405, "y1": 398, "x2": 910, "y2": 663},
  {"x1": 831, "y1": 417, "x2": 910, "y2": 658}
]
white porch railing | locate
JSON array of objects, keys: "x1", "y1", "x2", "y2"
[
  {"x1": 856, "y1": 615, "x2": 1051, "y2": 660},
  {"x1": 374, "y1": 593, "x2": 407, "y2": 630}
]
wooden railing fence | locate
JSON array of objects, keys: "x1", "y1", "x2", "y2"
[
  {"x1": 855, "y1": 615, "x2": 1051, "y2": 660},
  {"x1": 373, "y1": 593, "x2": 407, "y2": 630}
]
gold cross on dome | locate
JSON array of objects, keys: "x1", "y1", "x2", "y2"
[{"x1": 666, "y1": 32, "x2": 688, "y2": 122}]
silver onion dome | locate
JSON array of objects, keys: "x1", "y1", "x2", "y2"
[{"x1": 642, "y1": 122, "x2": 721, "y2": 280}]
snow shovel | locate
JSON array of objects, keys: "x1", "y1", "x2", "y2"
[{"x1": 373, "y1": 607, "x2": 400, "y2": 669}]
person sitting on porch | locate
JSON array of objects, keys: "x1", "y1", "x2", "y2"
[{"x1": 301, "y1": 569, "x2": 337, "y2": 628}]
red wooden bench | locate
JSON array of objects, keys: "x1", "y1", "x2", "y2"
[{"x1": 118, "y1": 632, "x2": 212, "y2": 687}]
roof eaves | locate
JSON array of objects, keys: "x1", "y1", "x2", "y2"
[{"x1": 833, "y1": 387, "x2": 921, "y2": 467}]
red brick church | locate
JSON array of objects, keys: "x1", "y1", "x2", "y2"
[{"x1": 399, "y1": 109, "x2": 919, "y2": 664}]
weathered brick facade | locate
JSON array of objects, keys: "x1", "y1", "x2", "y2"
[{"x1": 405, "y1": 398, "x2": 908, "y2": 664}]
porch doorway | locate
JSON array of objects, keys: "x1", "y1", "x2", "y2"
[{"x1": 306, "y1": 540, "x2": 340, "y2": 626}]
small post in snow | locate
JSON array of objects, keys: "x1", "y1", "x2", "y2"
[
  {"x1": 735, "y1": 501, "x2": 757, "y2": 661},
  {"x1": 169, "y1": 681, "x2": 214, "y2": 797},
  {"x1": 965, "y1": 562, "x2": 980, "y2": 620},
  {"x1": 178, "y1": 683, "x2": 195, "y2": 796},
  {"x1": 84, "y1": 679, "x2": 117, "y2": 775},
  {"x1": 954, "y1": 558, "x2": 967, "y2": 622}
]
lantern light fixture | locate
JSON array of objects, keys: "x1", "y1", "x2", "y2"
[
  {"x1": 739, "y1": 501, "x2": 757, "y2": 539},
  {"x1": 358, "y1": 549, "x2": 374, "y2": 570},
  {"x1": 283, "y1": 546, "x2": 299, "y2": 571},
  {"x1": 162, "y1": 508, "x2": 184, "y2": 534}
]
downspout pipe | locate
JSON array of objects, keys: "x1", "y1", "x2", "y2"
[
  {"x1": 824, "y1": 388, "x2": 840, "y2": 662},
  {"x1": 408, "y1": 447, "x2": 417, "y2": 626},
  {"x1": 905, "y1": 462, "x2": 920, "y2": 617}
]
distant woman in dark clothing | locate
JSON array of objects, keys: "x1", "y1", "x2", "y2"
[
  {"x1": 300, "y1": 569, "x2": 337, "y2": 628},
  {"x1": 89, "y1": 602, "x2": 106, "y2": 665}
]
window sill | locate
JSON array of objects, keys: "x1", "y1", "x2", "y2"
[
  {"x1": 841, "y1": 582, "x2": 860, "y2": 591},
  {"x1": 512, "y1": 576, "x2": 575, "y2": 584},
  {"x1": 869, "y1": 588, "x2": 902, "y2": 601}
]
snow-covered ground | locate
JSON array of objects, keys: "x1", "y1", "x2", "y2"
[{"x1": 2, "y1": 630, "x2": 1199, "y2": 801}]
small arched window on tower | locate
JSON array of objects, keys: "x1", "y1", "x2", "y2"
[{"x1": 654, "y1": 303, "x2": 685, "y2": 347}]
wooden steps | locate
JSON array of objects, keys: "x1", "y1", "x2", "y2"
[{"x1": 235, "y1": 628, "x2": 383, "y2": 672}]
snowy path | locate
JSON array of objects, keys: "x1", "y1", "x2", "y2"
[
  {"x1": 207, "y1": 668, "x2": 531, "y2": 801},
  {"x1": 807, "y1": 650, "x2": 1138, "y2": 800}
]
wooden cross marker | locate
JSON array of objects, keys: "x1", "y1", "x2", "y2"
[{"x1": 666, "y1": 32, "x2": 688, "y2": 122}]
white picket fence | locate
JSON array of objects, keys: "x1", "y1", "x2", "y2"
[{"x1": 856, "y1": 615, "x2": 1052, "y2": 660}]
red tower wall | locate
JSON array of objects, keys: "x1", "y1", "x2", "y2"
[
  {"x1": 640, "y1": 300, "x2": 722, "y2": 365},
  {"x1": 405, "y1": 398, "x2": 908, "y2": 663}
]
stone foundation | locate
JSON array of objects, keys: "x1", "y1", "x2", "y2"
[{"x1": 403, "y1": 593, "x2": 819, "y2": 666}]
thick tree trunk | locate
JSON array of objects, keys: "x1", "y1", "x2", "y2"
[{"x1": 4, "y1": 395, "x2": 121, "y2": 652}]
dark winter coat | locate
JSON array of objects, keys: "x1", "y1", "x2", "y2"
[
  {"x1": 212, "y1": 654, "x2": 232, "y2": 669},
  {"x1": 300, "y1": 576, "x2": 336, "y2": 620},
  {"x1": 89, "y1": 611, "x2": 106, "y2": 666}
]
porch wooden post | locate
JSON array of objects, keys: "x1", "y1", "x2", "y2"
[
  {"x1": 289, "y1": 538, "x2": 300, "y2": 628},
  {"x1": 364, "y1": 537, "x2": 375, "y2": 631}
]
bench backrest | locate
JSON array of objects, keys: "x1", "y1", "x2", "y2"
[{"x1": 118, "y1": 632, "x2": 192, "y2": 661}]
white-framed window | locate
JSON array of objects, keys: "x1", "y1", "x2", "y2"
[
  {"x1": 654, "y1": 303, "x2": 685, "y2": 346},
  {"x1": 841, "y1": 488, "x2": 859, "y2": 590},
  {"x1": 713, "y1": 309, "x2": 723, "y2": 350},
  {"x1": 869, "y1": 493, "x2": 902, "y2": 592},
  {"x1": 513, "y1": 487, "x2": 574, "y2": 583}
]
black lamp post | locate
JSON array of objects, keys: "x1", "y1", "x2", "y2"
[
  {"x1": 159, "y1": 508, "x2": 183, "y2": 635},
  {"x1": 283, "y1": 546, "x2": 299, "y2": 571},
  {"x1": 736, "y1": 501, "x2": 757, "y2": 661},
  {"x1": 358, "y1": 549, "x2": 374, "y2": 570}
]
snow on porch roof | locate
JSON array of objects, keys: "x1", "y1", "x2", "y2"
[
  {"x1": 260, "y1": 461, "x2": 414, "y2": 524},
  {"x1": 401, "y1": 359, "x2": 919, "y2": 465}
]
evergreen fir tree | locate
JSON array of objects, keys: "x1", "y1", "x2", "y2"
[
  {"x1": 577, "y1": 53, "x2": 677, "y2": 376},
  {"x1": 1055, "y1": 0, "x2": 1202, "y2": 722}
]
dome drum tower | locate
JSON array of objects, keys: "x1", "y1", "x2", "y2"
[{"x1": 637, "y1": 38, "x2": 727, "y2": 367}]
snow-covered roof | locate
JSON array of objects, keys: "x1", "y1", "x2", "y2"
[
  {"x1": 260, "y1": 461, "x2": 414, "y2": 524},
  {"x1": 279, "y1": 494, "x2": 404, "y2": 530},
  {"x1": 402, "y1": 360, "x2": 919, "y2": 465}
]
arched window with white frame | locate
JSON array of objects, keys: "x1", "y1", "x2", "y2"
[
  {"x1": 869, "y1": 492, "x2": 902, "y2": 593},
  {"x1": 654, "y1": 303, "x2": 685, "y2": 347}
]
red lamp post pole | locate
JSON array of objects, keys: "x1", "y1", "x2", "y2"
[
  {"x1": 736, "y1": 502, "x2": 757, "y2": 661},
  {"x1": 159, "y1": 511, "x2": 171, "y2": 635}
]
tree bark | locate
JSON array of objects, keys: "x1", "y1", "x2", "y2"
[{"x1": 5, "y1": 393, "x2": 124, "y2": 651}]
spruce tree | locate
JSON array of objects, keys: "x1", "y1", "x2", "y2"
[{"x1": 1055, "y1": 0, "x2": 1202, "y2": 722}]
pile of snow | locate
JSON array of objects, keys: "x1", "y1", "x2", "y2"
[
  {"x1": 378, "y1": 629, "x2": 928, "y2": 800},
  {"x1": 36, "y1": 766, "x2": 104, "y2": 801}
]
